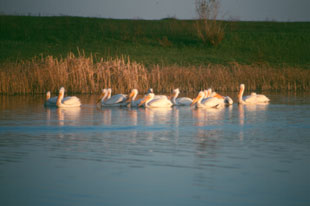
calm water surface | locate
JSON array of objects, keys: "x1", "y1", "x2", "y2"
[{"x1": 0, "y1": 93, "x2": 310, "y2": 206}]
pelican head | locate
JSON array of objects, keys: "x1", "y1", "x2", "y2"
[
  {"x1": 126, "y1": 89, "x2": 138, "y2": 102},
  {"x1": 207, "y1": 88, "x2": 212, "y2": 97},
  {"x1": 240, "y1": 84, "x2": 245, "y2": 90},
  {"x1": 238, "y1": 84, "x2": 245, "y2": 104},
  {"x1": 46, "y1": 91, "x2": 51, "y2": 100},
  {"x1": 56, "y1": 87, "x2": 65, "y2": 106},
  {"x1": 191, "y1": 91, "x2": 205, "y2": 106},
  {"x1": 59, "y1": 87, "x2": 65, "y2": 94},
  {"x1": 147, "y1": 88, "x2": 153, "y2": 94},
  {"x1": 204, "y1": 90, "x2": 208, "y2": 98},
  {"x1": 97, "y1": 88, "x2": 107, "y2": 104},
  {"x1": 138, "y1": 93, "x2": 154, "y2": 107},
  {"x1": 170, "y1": 88, "x2": 180, "y2": 100},
  {"x1": 173, "y1": 88, "x2": 180, "y2": 94}
]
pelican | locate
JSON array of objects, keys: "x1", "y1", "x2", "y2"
[
  {"x1": 202, "y1": 88, "x2": 212, "y2": 100},
  {"x1": 147, "y1": 88, "x2": 168, "y2": 100},
  {"x1": 191, "y1": 91, "x2": 223, "y2": 108},
  {"x1": 204, "y1": 88, "x2": 233, "y2": 105},
  {"x1": 44, "y1": 91, "x2": 58, "y2": 106},
  {"x1": 96, "y1": 88, "x2": 108, "y2": 105},
  {"x1": 238, "y1": 84, "x2": 270, "y2": 104},
  {"x1": 126, "y1": 89, "x2": 142, "y2": 107},
  {"x1": 56, "y1": 87, "x2": 81, "y2": 108},
  {"x1": 210, "y1": 91, "x2": 233, "y2": 105},
  {"x1": 102, "y1": 88, "x2": 127, "y2": 106},
  {"x1": 170, "y1": 88, "x2": 192, "y2": 106},
  {"x1": 139, "y1": 92, "x2": 173, "y2": 108}
]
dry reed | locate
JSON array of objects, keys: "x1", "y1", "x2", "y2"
[{"x1": 0, "y1": 53, "x2": 309, "y2": 95}]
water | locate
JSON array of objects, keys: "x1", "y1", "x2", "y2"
[{"x1": 0, "y1": 94, "x2": 310, "y2": 206}]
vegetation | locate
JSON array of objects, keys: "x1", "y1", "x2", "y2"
[
  {"x1": 0, "y1": 15, "x2": 309, "y2": 94},
  {"x1": 1, "y1": 53, "x2": 309, "y2": 95},
  {"x1": 195, "y1": 0, "x2": 225, "y2": 45},
  {"x1": 1, "y1": 15, "x2": 310, "y2": 67}
]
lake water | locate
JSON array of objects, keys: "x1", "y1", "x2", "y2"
[{"x1": 0, "y1": 93, "x2": 310, "y2": 206}]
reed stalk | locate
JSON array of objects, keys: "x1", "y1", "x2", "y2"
[{"x1": 0, "y1": 53, "x2": 309, "y2": 95}]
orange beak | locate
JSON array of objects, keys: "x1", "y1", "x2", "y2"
[
  {"x1": 214, "y1": 93, "x2": 224, "y2": 99},
  {"x1": 138, "y1": 95, "x2": 151, "y2": 107},
  {"x1": 126, "y1": 91, "x2": 135, "y2": 102},
  {"x1": 191, "y1": 94, "x2": 203, "y2": 106},
  {"x1": 96, "y1": 92, "x2": 105, "y2": 104}
]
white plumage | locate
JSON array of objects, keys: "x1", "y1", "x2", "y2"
[
  {"x1": 171, "y1": 88, "x2": 192, "y2": 106},
  {"x1": 238, "y1": 84, "x2": 270, "y2": 104},
  {"x1": 56, "y1": 87, "x2": 81, "y2": 108},
  {"x1": 139, "y1": 93, "x2": 173, "y2": 108},
  {"x1": 126, "y1": 89, "x2": 143, "y2": 107},
  {"x1": 102, "y1": 88, "x2": 127, "y2": 107},
  {"x1": 191, "y1": 91, "x2": 223, "y2": 108}
]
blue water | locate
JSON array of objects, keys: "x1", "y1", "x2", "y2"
[{"x1": 0, "y1": 94, "x2": 310, "y2": 206}]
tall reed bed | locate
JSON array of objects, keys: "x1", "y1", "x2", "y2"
[{"x1": 1, "y1": 53, "x2": 309, "y2": 95}]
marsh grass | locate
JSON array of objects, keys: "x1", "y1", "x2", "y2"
[{"x1": 1, "y1": 53, "x2": 309, "y2": 95}]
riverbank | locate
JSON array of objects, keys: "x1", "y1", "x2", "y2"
[
  {"x1": 1, "y1": 15, "x2": 309, "y2": 94},
  {"x1": 1, "y1": 15, "x2": 310, "y2": 68}
]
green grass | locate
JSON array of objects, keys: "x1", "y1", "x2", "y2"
[{"x1": 1, "y1": 15, "x2": 310, "y2": 68}]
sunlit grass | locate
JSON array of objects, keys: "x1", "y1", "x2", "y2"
[
  {"x1": 1, "y1": 15, "x2": 310, "y2": 67},
  {"x1": 1, "y1": 53, "x2": 309, "y2": 95}
]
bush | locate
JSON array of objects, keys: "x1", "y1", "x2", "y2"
[{"x1": 195, "y1": 0, "x2": 225, "y2": 46}]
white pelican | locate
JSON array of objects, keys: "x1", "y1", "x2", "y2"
[
  {"x1": 211, "y1": 91, "x2": 233, "y2": 105},
  {"x1": 170, "y1": 88, "x2": 192, "y2": 106},
  {"x1": 139, "y1": 93, "x2": 173, "y2": 108},
  {"x1": 56, "y1": 87, "x2": 81, "y2": 108},
  {"x1": 202, "y1": 88, "x2": 212, "y2": 101},
  {"x1": 204, "y1": 88, "x2": 233, "y2": 105},
  {"x1": 96, "y1": 88, "x2": 108, "y2": 105},
  {"x1": 44, "y1": 91, "x2": 58, "y2": 106},
  {"x1": 147, "y1": 88, "x2": 168, "y2": 100},
  {"x1": 238, "y1": 84, "x2": 270, "y2": 104},
  {"x1": 191, "y1": 91, "x2": 223, "y2": 108},
  {"x1": 126, "y1": 89, "x2": 142, "y2": 107},
  {"x1": 102, "y1": 88, "x2": 127, "y2": 106}
]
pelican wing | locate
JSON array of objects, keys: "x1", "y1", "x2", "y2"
[
  {"x1": 200, "y1": 97, "x2": 224, "y2": 108},
  {"x1": 176, "y1": 97, "x2": 193, "y2": 106},
  {"x1": 104, "y1": 94, "x2": 127, "y2": 105},
  {"x1": 244, "y1": 94, "x2": 269, "y2": 104},
  {"x1": 131, "y1": 98, "x2": 143, "y2": 107},
  {"x1": 255, "y1": 94, "x2": 270, "y2": 103},
  {"x1": 62, "y1": 96, "x2": 81, "y2": 105},
  {"x1": 45, "y1": 96, "x2": 58, "y2": 106},
  {"x1": 154, "y1": 95, "x2": 168, "y2": 100},
  {"x1": 147, "y1": 98, "x2": 172, "y2": 108}
]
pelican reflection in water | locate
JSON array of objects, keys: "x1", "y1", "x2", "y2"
[
  {"x1": 56, "y1": 107, "x2": 81, "y2": 126},
  {"x1": 238, "y1": 103, "x2": 269, "y2": 141}
]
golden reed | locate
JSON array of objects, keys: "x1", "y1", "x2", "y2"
[{"x1": 1, "y1": 53, "x2": 309, "y2": 95}]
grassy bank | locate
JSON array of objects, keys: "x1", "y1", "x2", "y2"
[
  {"x1": 1, "y1": 53, "x2": 309, "y2": 95},
  {"x1": 1, "y1": 15, "x2": 310, "y2": 67}
]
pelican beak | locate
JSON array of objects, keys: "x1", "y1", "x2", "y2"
[
  {"x1": 214, "y1": 93, "x2": 224, "y2": 99},
  {"x1": 168, "y1": 91, "x2": 176, "y2": 100},
  {"x1": 138, "y1": 95, "x2": 151, "y2": 107},
  {"x1": 126, "y1": 91, "x2": 134, "y2": 102},
  {"x1": 96, "y1": 92, "x2": 105, "y2": 104},
  {"x1": 191, "y1": 94, "x2": 202, "y2": 106}
]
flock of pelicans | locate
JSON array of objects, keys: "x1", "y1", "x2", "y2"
[{"x1": 45, "y1": 84, "x2": 270, "y2": 108}]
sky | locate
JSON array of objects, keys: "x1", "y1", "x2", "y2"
[{"x1": 1, "y1": 0, "x2": 310, "y2": 21}]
